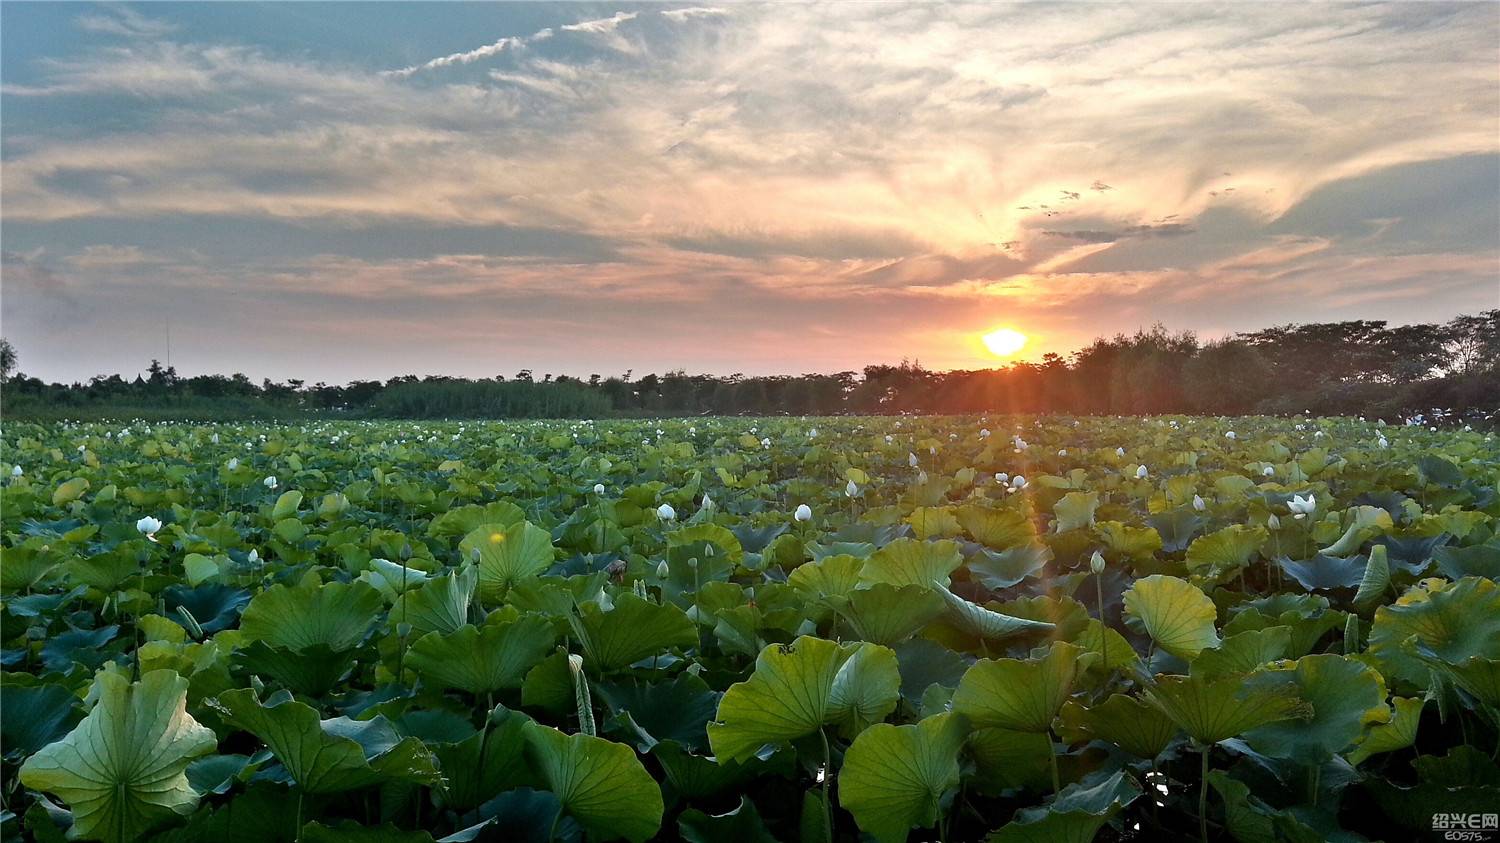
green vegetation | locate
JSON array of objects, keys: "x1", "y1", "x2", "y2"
[
  {"x1": 4, "y1": 312, "x2": 1497, "y2": 421},
  {"x1": 2, "y1": 415, "x2": 1497, "y2": 841}
]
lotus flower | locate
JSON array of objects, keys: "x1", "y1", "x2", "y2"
[
  {"x1": 1057, "y1": 449, "x2": 1067, "y2": 456},
  {"x1": 263, "y1": 475, "x2": 278, "y2": 489},
  {"x1": 1225, "y1": 431, "x2": 1236, "y2": 440},
  {"x1": 979, "y1": 428, "x2": 991, "y2": 438},
  {"x1": 1135, "y1": 465, "x2": 1149, "y2": 479},
  {"x1": 10, "y1": 465, "x2": 21, "y2": 477},
  {"x1": 656, "y1": 503, "x2": 676, "y2": 521},
  {"x1": 227, "y1": 458, "x2": 238, "y2": 470},
  {"x1": 845, "y1": 480, "x2": 858, "y2": 497},
  {"x1": 909, "y1": 452, "x2": 920, "y2": 467},
  {"x1": 1010, "y1": 475, "x2": 1027, "y2": 491},
  {"x1": 593, "y1": 483, "x2": 605, "y2": 494},
  {"x1": 1193, "y1": 495, "x2": 1206, "y2": 512},
  {"x1": 1116, "y1": 447, "x2": 1125, "y2": 457},
  {"x1": 136, "y1": 516, "x2": 162, "y2": 537},
  {"x1": 1288, "y1": 494, "x2": 1316, "y2": 519},
  {"x1": 995, "y1": 472, "x2": 1009, "y2": 484},
  {"x1": 794, "y1": 504, "x2": 812, "y2": 522}
]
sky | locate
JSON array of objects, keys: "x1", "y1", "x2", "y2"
[{"x1": 2, "y1": 2, "x2": 1498, "y2": 385}]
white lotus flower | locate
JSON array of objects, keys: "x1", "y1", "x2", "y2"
[
  {"x1": 227, "y1": 458, "x2": 239, "y2": 470},
  {"x1": 794, "y1": 504, "x2": 812, "y2": 522},
  {"x1": 1057, "y1": 449, "x2": 1067, "y2": 456},
  {"x1": 1262, "y1": 466, "x2": 1274, "y2": 477},
  {"x1": 1010, "y1": 475, "x2": 1027, "y2": 490},
  {"x1": 1288, "y1": 494, "x2": 1316, "y2": 519},
  {"x1": 994, "y1": 472, "x2": 1009, "y2": 484},
  {"x1": 593, "y1": 483, "x2": 605, "y2": 495},
  {"x1": 1115, "y1": 447, "x2": 1125, "y2": 457},
  {"x1": 845, "y1": 480, "x2": 858, "y2": 497},
  {"x1": 701, "y1": 493, "x2": 715, "y2": 510},
  {"x1": 909, "y1": 452, "x2": 920, "y2": 467},
  {"x1": 656, "y1": 503, "x2": 676, "y2": 521},
  {"x1": 248, "y1": 549, "x2": 259, "y2": 563},
  {"x1": 979, "y1": 428, "x2": 991, "y2": 438},
  {"x1": 211, "y1": 433, "x2": 219, "y2": 444},
  {"x1": 263, "y1": 475, "x2": 278, "y2": 489},
  {"x1": 917, "y1": 470, "x2": 929, "y2": 484},
  {"x1": 1193, "y1": 495, "x2": 1206, "y2": 512},
  {"x1": 10, "y1": 465, "x2": 21, "y2": 477},
  {"x1": 136, "y1": 516, "x2": 162, "y2": 536},
  {"x1": 1225, "y1": 431, "x2": 1236, "y2": 440},
  {"x1": 1135, "y1": 465, "x2": 1148, "y2": 479}
]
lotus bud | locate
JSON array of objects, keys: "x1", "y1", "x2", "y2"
[
  {"x1": 248, "y1": 548, "x2": 259, "y2": 563},
  {"x1": 1057, "y1": 449, "x2": 1067, "y2": 456},
  {"x1": 1267, "y1": 513, "x2": 1281, "y2": 530},
  {"x1": 593, "y1": 483, "x2": 605, "y2": 494},
  {"x1": 633, "y1": 578, "x2": 648, "y2": 599},
  {"x1": 10, "y1": 465, "x2": 21, "y2": 476},
  {"x1": 1193, "y1": 494, "x2": 1206, "y2": 512},
  {"x1": 1115, "y1": 447, "x2": 1125, "y2": 457},
  {"x1": 397, "y1": 622, "x2": 413, "y2": 639},
  {"x1": 846, "y1": 479, "x2": 858, "y2": 497},
  {"x1": 657, "y1": 559, "x2": 670, "y2": 579},
  {"x1": 701, "y1": 493, "x2": 714, "y2": 510},
  {"x1": 211, "y1": 432, "x2": 220, "y2": 444},
  {"x1": 596, "y1": 591, "x2": 614, "y2": 612},
  {"x1": 909, "y1": 452, "x2": 919, "y2": 467},
  {"x1": 227, "y1": 458, "x2": 238, "y2": 470},
  {"x1": 656, "y1": 503, "x2": 676, "y2": 521},
  {"x1": 1089, "y1": 551, "x2": 1106, "y2": 575},
  {"x1": 1225, "y1": 431, "x2": 1236, "y2": 440},
  {"x1": 1135, "y1": 464, "x2": 1148, "y2": 479},
  {"x1": 794, "y1": 504, "x2": 812, "y2": 522}
]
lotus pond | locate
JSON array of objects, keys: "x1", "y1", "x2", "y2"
[{"x1": 2, "y1": 415, "x2": 1498, "y2": 842}]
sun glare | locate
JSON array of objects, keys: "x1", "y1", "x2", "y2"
[{"x1": 982, "y1": 328, "x2": 1028, "y2": 358}]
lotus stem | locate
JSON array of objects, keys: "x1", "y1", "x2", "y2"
[
  {"x1": 820, "y1": 727, "x2": 834, "y2": 843},
  {"x1": 1094, "y1": 574, "x2": 1108, "y2": 675},
  {"x1": 1048, "y1": 728, "x2": 1062, "y2": 794},
  {"x1": 1198, "y1": 745, "x2": 1210, "y2": 843}
]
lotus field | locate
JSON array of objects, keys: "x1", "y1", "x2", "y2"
[{"x1": 3, "y1": 415, "x2": 1500, "y2": 843}]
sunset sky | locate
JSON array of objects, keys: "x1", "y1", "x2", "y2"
[{"x1": 3, "y1": 2, "x2": 1497, "y2": 384}]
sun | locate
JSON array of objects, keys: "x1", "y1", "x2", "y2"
[{"x1": 981, "y1": 328, "x2": 1028, "y2": 358}]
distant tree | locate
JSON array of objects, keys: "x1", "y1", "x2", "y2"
[
  {"x1": 0, "y1": 338, "x2": 15, "y2": 383},
  {"x1": 1182, "y1": 340, "x2": 1275, "y2": 414}
]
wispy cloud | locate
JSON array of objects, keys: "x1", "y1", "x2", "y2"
[{"x1": 74, "y1": 5, "x2": 177, "y2": 39}]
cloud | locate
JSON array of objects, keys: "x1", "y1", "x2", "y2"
[
  {"x1": 659, "y1": 7, "x2": 728, "y2": 22},
  {"x1": 74, "y1": 6, "x2": 177, "y2": 38},
  {"x1": 383, "y1": 28, "x2": 554, "y2": 78}
]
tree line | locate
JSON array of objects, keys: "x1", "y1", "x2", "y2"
[{"x1": 2, "y1": 312, "x2": 1496, "y2": 421}]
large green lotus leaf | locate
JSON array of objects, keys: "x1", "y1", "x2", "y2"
[
  {"x1": 837, "y1": 584, "x2": 944, "y2": 645},
  {"x1": 429, "y1": 707, "x2": 534, "y2": 812},
  {"x1": 1243, "y1": 654, "x2": 1389, "y2": 764},
  {"x1": 1058, "y1": 694, "x2": 1179, "y2": 759},
  {"x1": 838, "y1": 712, "x2": 965, "y2": 843},
  {"x1": 893, "y1": 638, "x2": 971, "y2": 706},
  {"x1": 906, "y1": 506, "x2": 962, "y2": 540},
  {"x1": 1074, "y1": 619, "x2": 1141, "y2": 673},
  {"x1": 1149, "y1": 508, "x2": 1206, "y2": 553},
  {"x1": 1417, "y1": 455, "x2": 1466, "y2": 488},
  {"x1": 232, "y1": 641, "x2": 358, "y2": 697},
  {"x1": 52, "y1": 477, "x2": 90, "y2": 506},
  {"x1": 677, "y1": 795, "x2": 778, "y2": 843},
  {"x1": 1094, "y1": 521, "x2": 1163, "y2": 562},
  {"x1": 67, "y1": 552, "x2": 142, "y2": 592},
  {"x1": 1190, "y1": 626, "x2": 1292, "y2": 680},
  {"x1": 388, "y1": 566, "x2": 477, "y2": 636},
  {"x1": 1052, "y1": 491, "x2": 1100, "y2": 533},
  {"x1": 505, "y1": 573, "x2": 608, "y2": 618},
  {"x1": 568, "y1": 592, "x2": 697, "y2": 673},
  {"x1": 1122, "y1": 575, "x2": 1221, "y2": 660},
  {"x1": 595, "y1": 673, "x2": 720, "y2": 752},
  {"x1": 651, "y1": 740, "x2": 766, "y2": 800},
  {"x1": 522, "y1": 723, "x2": 663, "y2": 843},
  {"x1": 1433, "y1": 542, "x2": 1500, "y2": 580},
  {"x1": 987, "y1": 770, "x2": 1141, "y2": 843},
  {"x1": 955, "y1": 505, "x2": 1038, "y2": 550},
  {"x1": 19, "y1": 670, "x2": 217, "y2": 843},
  {"x1": 0, "y1": 682, "x2": 83, "y2": 761},
  {"x1": 1318, "y1": 505, "x2": 1394, "y2": 556},
  {"x1": 408, "y1": 615, "x2": 555, "y2": 694},
  {"x1": 952, "y1": 642, "x2": 1081, "y2": 733},
  {"x1": 427, "y1": 501, "x2": 526, "y2": 538},
  {"x1": 966, "y1": 727, "x2": 1052, "y2": 794},
  {"x1": 1352, "y1": 545, "x2": 1391, "y2": 609},
  {"x1": 461, "y1": 521, "x2": 556, "y2": 601},
  {"x1": 707, "y1": 636, "x2": 844, "y2": 762},
  {"x1": 667, "y1": 523, "x2": 745, "y2": 566},
  {"x1": 1347, "y1": 696, "x2": 1423, "y2": 765},
  {"x1": 42, "y1": 625, "x2": 119, "y2": 672},
  {"x1": 859, "y1": 539, "x2": 964, "y2": 589},
  {"x1": 1206, "y1": 771, "x2": 1290, "y2": 843},
  {"x1": 271, "y1": 490, "x2": 303, "y2": 520},
  {"x1": 935, "y1": 585, "x2": 1055, "y2": 640},
  {"x1": 239, "y1": 579, "x2": 382, "y2": 653},
  {"x1": 212, "y1": 689, "x2": 439, "y2": 793},
  {"x1": 788, "y1": 554, "x2": 864, "y2": 603},
  {"x1": 1139, "y1": 673, "x2": 1312, "y2": 745},
  {"x1": 1368, "y1": 576, "x2": 1500, "y2": 689},
  {"x1": 1184, "y1": 525, "x2": 1266, "y2": 576},
  {"x1": 826, "y1": 641, "x2": 902, "y2": 739},
  {"x1": 1279, "y1": 553, "x2": 1367, "y2": 591},
  {"x1": 966, "y1": 543, "x2": 1051, "y2": 590},
  {"x1": 1415, "y1": 645, "x2": 1500, "y2": 708}
]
